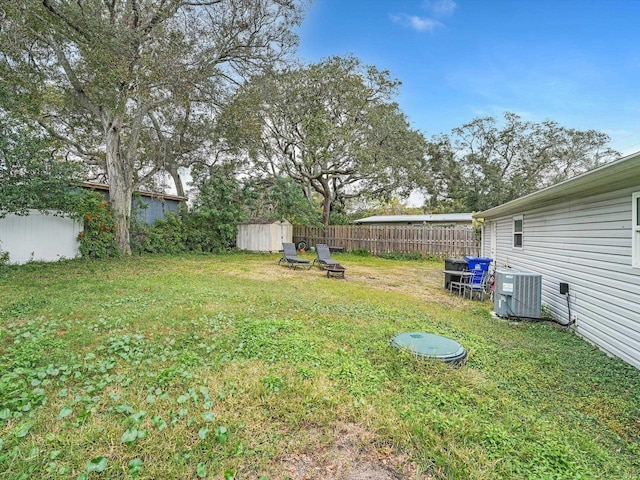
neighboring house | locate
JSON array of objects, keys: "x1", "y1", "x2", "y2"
[
  {"x1": 353, "y1": 213, "x2": 473, "y2": 226},
  {"x1": 474, "y1": 151, "x2": 640, "y2": 369},
  {"x1": 82, "y1": 183, "x2": 187, "y2": 224}
]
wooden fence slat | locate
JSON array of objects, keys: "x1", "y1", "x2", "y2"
[{"x1": 293, "y1": 224, "x2": 480, "y2": 257}]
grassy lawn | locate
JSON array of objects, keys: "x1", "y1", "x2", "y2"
[{"x1": 1, "y1": 253, "x2": 639, "y2": 479}]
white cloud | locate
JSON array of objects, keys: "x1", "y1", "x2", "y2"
[
  {"x1": 424, "y1": 0, "x2": 457, "y2": 18},
  {"x1": 391, "y1": 0, "x2": 455, "y2": 33},
  {"x1": 390, "y1": 13, "x2": 443, "y2": 32}
]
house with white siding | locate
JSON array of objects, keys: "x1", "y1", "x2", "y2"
[{"x1": 474, "y1": 151, "x2": 640, "y2": 369}]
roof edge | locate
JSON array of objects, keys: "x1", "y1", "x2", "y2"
[{"x1": 82, "y1": 182, "x2": 188, "y2": 203}]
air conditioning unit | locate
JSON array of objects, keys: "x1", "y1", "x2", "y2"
[{"x1": 494, "y1": 269, "x2": 542, "y2": 319}]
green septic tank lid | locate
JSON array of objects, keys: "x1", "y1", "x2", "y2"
[{"x1": 391, "y1": 332, "x2": 467, "y2": 365}]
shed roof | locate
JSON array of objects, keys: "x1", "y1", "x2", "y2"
[
  {"x1": 82, "y1": 182, "x2": 188, "y2": 203},
  {"x1": 353, "y1": 213, "x2": 473, "y2": 224},
  {"x1": 474, "y1": 151, "x2": 640, "y2": 219}
]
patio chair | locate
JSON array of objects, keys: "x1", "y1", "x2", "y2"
[
  {"x1": 449, "y1": 270, "x2": 470, "y2": 296},
  {"x1": 278, "y1": 242, "x2": 312, "y2": 269},
  {"x1": 313, "y1": 244, "x2": 341, "y2": 268},
  {"x1": 463, "y1": 270, "x2": 490, "y2": 301}
]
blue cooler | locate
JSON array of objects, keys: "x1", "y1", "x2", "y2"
[{"x1": 463, "y1": 256, "x2": 493, "y2": 283}]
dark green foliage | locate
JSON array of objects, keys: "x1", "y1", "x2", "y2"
[
  {"x1": 242, "y1": 177, "x2": 320, "y2": 226},
  {"x1": 191, "y1": 172, "x2": 247, "y2": 251},
  {"x1": 132, "y1": 172, "x2": 247, "y2": 254},
  {"x1": 131, "y1": 215, "x2": 188, "y2": 255},
  {"x1": 350, "y1": 248, "x2": 371, "y2": 257},
  {"x1": 0, "y1": 116, "x2": 82, "y2": 217},
  {"x1": 328, "y1": 210, "x2": 351, "y2": 225}
]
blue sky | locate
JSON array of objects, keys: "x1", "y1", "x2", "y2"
[{"x1": 297, "y1": 0, "x2": 640, "y2": 155}]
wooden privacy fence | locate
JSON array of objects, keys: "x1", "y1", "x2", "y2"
[{"x1": 293, "y1": 225, "x2": 480, "y2": 257}]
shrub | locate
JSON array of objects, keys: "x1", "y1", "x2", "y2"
[
  {"x1": 75, "y1": 192, "x2": 120, "y2": 259},
  {"x1": 379, "y1": 251, "x2": 424, "y2": 261},
  {"x1": 131, "y1": 214, "x2": 188, "y2": 255}
]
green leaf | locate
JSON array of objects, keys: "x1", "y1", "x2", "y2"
[
  {"x1": 177, "y1": 394, "x2": 189, "y2": 404},
  {"x1": 198, "y1": 427, "x2": 209, "y2": 440},
  {"x1": 224, "y1": 470, "x2": 235, "y2": 480},
  {"x1": 14, "y1": 423, "x2": 32, "y2": 438},
  {"x1": 215, "y1": 425, "x2": 228, "y2": 444},
  {"x1": 0, "y1": 408, "x2": 11, "y2": 420},
  {"x1": 152, "y1": 415, "x2": 167, "y2": 431},
  {"x1": 128, "y1": 457, "x2": 143, "y2": 475},
  {"x1": 201, "y1": 412, "x2": 215, "y2": 422},
  {"x1": 57, "y1": 406, "x2": 73, "y2": 420},
  {"x1": 115, "y1": 404, "x2": 133, "y2": 415},
  {"x1": 50, "y1": 450, "x2": 61, "y2": 460},
  {"x1": 130, "y1": 411, "x2": 146, "y2": 423},
  {"x1": 121, "y1": 428, "x2": 139, "y2": 444},
  {"x1": 86, "y1": 456, "x2": 108, "y2": 473},
  {"x1": 196, "y1": 462, "x2": 207, "y2": 478}
]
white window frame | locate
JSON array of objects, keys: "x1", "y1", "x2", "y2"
[
  {"x1": 513, "y1": 215, "x2": 523, "y2": 249},
  {"x1": 633, "y1": 192, "x2": 640, "y2": 268}
]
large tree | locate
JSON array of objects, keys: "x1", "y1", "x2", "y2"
[
  {"x1": 220, "y1": 56, "x2": 429, "y2": 226},
  {"x1": 423, "y1": 112, "x2": 620, "y2": 212},
  {"x1": 0, "y1": 0, "x2": 305, "y2": 253}
]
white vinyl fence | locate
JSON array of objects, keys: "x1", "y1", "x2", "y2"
[{"x1": 0, "y1": 210, "x2": 83, "y2": 264}]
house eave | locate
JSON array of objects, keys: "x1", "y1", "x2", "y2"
[{"x1": 474, "y1": 151, "x2": 640, "y2": 220}]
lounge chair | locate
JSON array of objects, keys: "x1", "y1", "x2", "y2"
[
  {"x1": 313, "y1": 244, "x2": 341, "y2": 268},
  {"x1": 278, "y1": 242, "x2": 312, "y2": 269}
]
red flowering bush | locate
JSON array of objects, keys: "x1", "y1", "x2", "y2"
[{"x1": 75, "y1": 192, "x2": 120, "y2": 258}]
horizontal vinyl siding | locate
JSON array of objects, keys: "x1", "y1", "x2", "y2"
[{"x1": 490, "y1": 186, "x2": 640, "y2": 369}]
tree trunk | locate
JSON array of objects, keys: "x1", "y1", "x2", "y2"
[
  {"x1": 104, "y1": 117, "x2": 133, "y2": 255},
  {"x1": 166, "y1": 162, "x2": 186, "y2": 198},
  {"x1": 321, "y1": 193, "x2": 331, "y2": 228}
]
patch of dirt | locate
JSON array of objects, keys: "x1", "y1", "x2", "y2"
[
  {"x1": 351, "y1": 265, "x2": 464, "y2": 309},
  {"x1": 280, "y1": 423, "x2": 432, "y2": 480}
]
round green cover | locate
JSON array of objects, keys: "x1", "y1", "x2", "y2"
[{"x1": 391, "y1": 332, "x2": 467, "y2": 364}]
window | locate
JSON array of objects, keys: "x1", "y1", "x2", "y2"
[
  {"x1": 633, "y1": 193, "x2": 640, "y2": 268},
  {"x1": 513, "y1": 215, "x2": 523, "y2": 248}
]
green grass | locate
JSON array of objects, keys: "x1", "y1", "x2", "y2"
[{"x1": 1, "y1": 253, "x2": 639, "y2": 479}]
